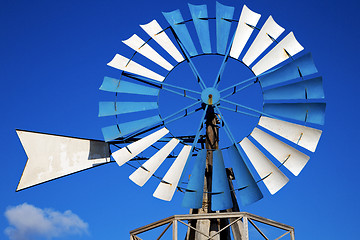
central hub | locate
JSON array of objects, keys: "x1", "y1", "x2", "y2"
[{"x1": 201, "y1": 87, "x2": 220, "y2": 105}]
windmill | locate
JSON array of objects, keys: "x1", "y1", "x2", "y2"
[{"x1": 16, "y1": 2, "x2": 325, "y2": 239}]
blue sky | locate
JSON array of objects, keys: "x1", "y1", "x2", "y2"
[{"x1": 1, "y1": 0, "x2": 359, "y2": 239}]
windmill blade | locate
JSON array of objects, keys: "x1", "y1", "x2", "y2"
[
  {"x1": 211, "y1": 150, "x2": 233, "y2": 211},
  {"x1": 227, "y1": 145, "x2": 263, "y2": 206},
  {"x1": 16, "y1": 130, "x2": 110, "y2": 191},
  {"x1": 263, "y1": 77, "x2": 324, "y2": 100},
  {"x1": 111, "y1": 128, "x2": 169, "y2": 166},
  {"x1": 216, "y1": 1, "x2": 235, "y2": 54},
  {"x1": 153, "y1": 145, "x2": 192, "y2": 201},
  {"x1": 263, "y1": 103, "x2": 326, "y2": 125},
  {"x1": 242, "y1": 16, "x2": 285, "y2": 66},
  {"x1": 101, "y1": 115, "x2": 162, "y2": 142},
  {"x1": 229, "y1": 5, "x2": 261, "y2": 59},
  {"x1": 258, "y1": 116, "x2": 322, "y2": 152},
  {"x1": 140, "y1": 20, "x2": 184, "y2": 62},
  {"x1": 122, "y1": 34, "x2": 174, "y2": 71},
  {"x1": 188, "y1": 3, "x2": 211, "y2": 53},
  {"x1": 98, "y1": 101, "x2": 158, "y2": 117},
  {"x1": 250, "y1": 128, "x2": 310, "y2": 176},
  {"x1": 182, "y1": 149, "x2": 207, "y2": 209},
  {"x1": 259, "y1": 53, "x2": 318, "y2": 88},
  {"x1": 129, "y1": 138, "x2": 180, "y2": 187},
  {"x1": 240, "y1": 137, "x2": 289, "y2": 195},
  {"x1": 107, "y1": 54, "x2": 165, "y2": 82},
  {"x1": 163, "y1": 9, "x2": 198, "y2": 56},
  {"x1": 252, "y1": 32, "x2": 304, "y2": 75},
  {"x1": 99, "y1": 77, "x2": 160, "y2": 96}
]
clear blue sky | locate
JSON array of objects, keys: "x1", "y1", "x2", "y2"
[{"x1": 1, "y1": 0, "x2": 359, "y2": 239}]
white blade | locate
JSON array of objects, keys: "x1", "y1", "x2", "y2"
[
  {"x1": 242, "y1": 16, "x2": 284, "y2": 66},
  {"x1": 16, "y1": 130, "x2": 110, "y2": 191},
  {"x1": 153, "y1": 145, "x2": 192, "y2": 201},
  {"x1": 252, "y1": 32, "x2": 304, "y2": 75},
  {"x1": 129, "y1": 138, "x2": 180, "y2": 187},
  {"x1": 250, "y1": 128, "x2": 309, "y2": 176},
  {"x1": 107, "y1": 54, "x2": 165, "y2": 82},
  {"x1": 111, "y1": 128, "x2": 169, "y2": 166},
  {"x1": 229, "y1": 5, "x2": 261, "y2": 59},
  {"x1": 240, "y1": 138, "x2": 289, "y2": 195},
  {"x1": 258, "y1": 116, "x2": 322, "y2": 152},
  {"x1": 122, "y1": 34, "x2": 174, "y2": 71},
  {"x1": 140, "y1": 20, "x2": 184, "y2": 62}
]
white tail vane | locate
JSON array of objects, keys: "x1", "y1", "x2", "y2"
[
  {"x1": 129, "y1": 138, "x2": 180, "y2": 187},
  {"x1": 140, "y1": 20, "x2": 184, "y2": 62},
  {"x1": 107, "y1": 54, "x2": 165, "y2": 82},
  {"x1": 240, "y1": 138, "x2": 289, "y2": 195},
  {"x1": 111, "y1": 128, "x2": 169, "y2": 166},
  {"x1": 153, "y1": 145, "x2": 192, "y2": 201},
  {"x1": 242, "y1": 16, "x2": 285, "y2": 66},
  {"x1": 258, "y1": 116, "x2": 322, "y2": 152},
  {"x1": 250, "y1": 128, "x2": 310, "y2": 176},
  {"x1": 122, "y1": 34, "x2": 174, "y2": 71},
  {"x1": 229, "y1": 5, "x2": 261, "y2": 59},
  {"x1": 252, "y1": 32, "x2": 304, "y2": 75},
  {"x1": 16, "y1": 130, "x2": 110, "y2": 191}
]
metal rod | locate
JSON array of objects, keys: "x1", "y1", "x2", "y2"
[
  {"x1": 220, "y1": 98, "x2": 274, "y2": 118},
  {"x1": 162, "y1": 87, "x2": 199, "y2": 101},
  {"x1": 178, "y1": 220, "x2": 210, "y2": 238},
  {"x1": 214, "y1": 105, "x2": 246, "y2": 160},
  {"x1": 165, "y1": 106, "x2": 202, "y2": 126},
  {"x1": 207, "y1": 216, "x2": 244, "y2": 239},
  {"x1": 123, "y1": 72, "x2": 202, "y2": 95},
  {"x1": 221, "y1": 81, "x2": 256, "y2": 99},
  {"x1": 178, "y1": 105, "x2": 208, "y2": 187},
  {"x1": 213, "y1": 33, "x2": 235, "y2": 88},
  {"x1": 218, "y1": 105, "x2": 259, "y2": 118},
  {"x1": 219, "y1": 75, "x2": 258, "y2": 94},
  {"x1": 274, "y1": 231, "x2": 291, "y2": 240},
  {"x1": 169, "y1": 28, "x2": 207, "y2": 90},
  {"x1": 173, "y1": 219, "x2": 178, "y2": 240},
  {"x1": 248, "y1": 218, "x2": 269, "y2": 240},
  {"x1": 156, "y1": 223, "x2": 172, "y2": 240},
  {"x1": 214, "y1": 105, "x2": 238, "y2": 146},
  {"x1": 219, "y1": 67, "x2": 278, "y2": 94}
]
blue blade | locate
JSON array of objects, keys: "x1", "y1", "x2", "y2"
[
  {"x1": 216, "y1": 1, "x2": 235, "y2": 54},
  {"x1": 188, "y1": 4, "x2": 211, "y2": 54},
  {"x1": 263, "y1": 103, "x2": 326, "y2": 125},
  {"x1": 99, "y1": 102, "x2": 158, "y2": 117},
  {"x1": 212, "y1": 150, "x2": 233, "y2": 211},
  {"x1": 100, "y1": 77, "x2": 159, "y2": 96},
  {"x1": 227, "y1": 145, "x2": 263, "y2": 206},
  {"x1": 163, "y1": 10, "x2": 198, "y2": 56},
  {"x1": 101, "y1": 115, "x2": 162, "y2": 142},
  {"x1": 260, "y1": 53, "x2": 318, "y2": 88},
  {"x1": 182, "y1": 149, "x2": 207, "y2": 209},
  {"x1": 263, "y1": 77, "x2": 324, "y2": 100}
]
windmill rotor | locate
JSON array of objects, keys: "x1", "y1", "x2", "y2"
[{"x1": 16, "y1": 1, "x2": 325, "y2": 216}]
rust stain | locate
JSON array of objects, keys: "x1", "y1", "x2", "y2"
[{"x1": 208, "y1": 94, "x2": 213, "y2": 105}]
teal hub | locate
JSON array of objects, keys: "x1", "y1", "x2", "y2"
[{"x1": 201, "y1": 88, "x2": 220, "y2": 105}]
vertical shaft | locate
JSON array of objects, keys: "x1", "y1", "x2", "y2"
[
  {"x1": 185, "y1": 106, "x2": 248, "y2": 239},
  {"x1": 186, "y1": 106, "x2": 224, "y2": 240},
  {"x1": 204, "y1": 106, "x2": 219, "y2": 212}
]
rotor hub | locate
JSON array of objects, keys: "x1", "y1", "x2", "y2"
[{"x1": 201, "y1": 88, "x2": 220, "y2": 105}]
